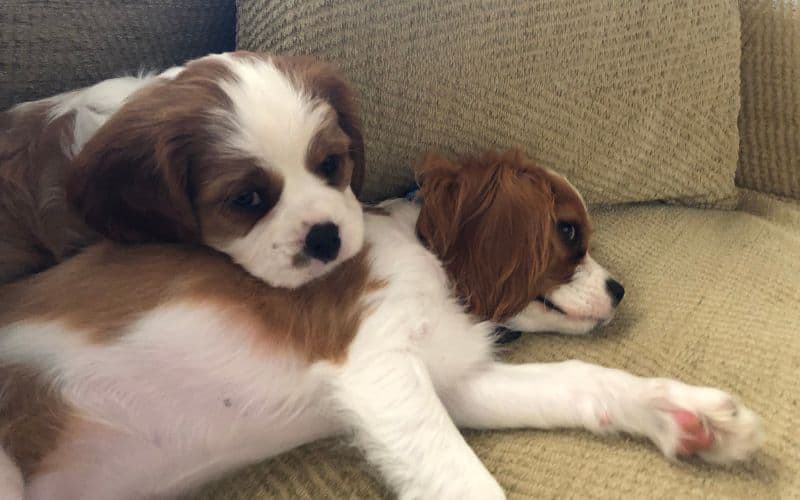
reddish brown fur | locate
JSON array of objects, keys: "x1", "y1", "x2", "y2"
[
  {"x1": 305, "y1": 113, "x2": 358, "y2": 190},
  {"x1": 0, "y1": 364, "x2": 74, "y2": 480},
  {"x1": 67, "y1": 58, "x2": 238, "y2": 244},
  {"x1": 0, "y1": 242, "x2": 379, "y2": 362},
  {"x1": 415, "y1": 148, "x2": 591, "y2": 322},
  {"x1": 0, "y1": 102, "x2": 97, "y2": 285}
]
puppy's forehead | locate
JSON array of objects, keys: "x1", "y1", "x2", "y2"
[
  {"x1": 544, "y1": 168, "x2": 586, "y2": 210},
  {"x1": 202, "y1": 53, "x2": 334, "y2": 176},
  {"x1": 544, "y1": 168, "x2": 589, "y2": 223}
]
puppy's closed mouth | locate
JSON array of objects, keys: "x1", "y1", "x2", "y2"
[
  {"x1": 292, "y1": 252, "x2": 310, "y2": 268},
  {"x1": 536, "y1": 296, "x2": 615, "y2": 326},
  {"x1": 535, "y1": 296, "x2": 566, "y2": 315}
]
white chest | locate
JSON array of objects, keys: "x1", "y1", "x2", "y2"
[{"x1": 361, "y1": 203, "x2": 495, "y2": 388}]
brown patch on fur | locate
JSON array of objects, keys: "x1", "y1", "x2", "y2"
[
  {"x1": 0, "y1": 364, "x2": 73, "y2": 479},
  {"x1": 272, "y1": 54, "x2": 366, "y2": 196},
  {"x1": 362, "y1": 205, "x2": 391, "y2": 216},
  {"x1": 0, "y1": 101, "x2": 97, "y2": 285},
  {"x1": 415, "y1": 148, "x2": 590, "y2": 322},
  {"x1": 0, "y1": 242, "x2": 380, "y2": 363},
  {"x1": 67, "y1": 57, "x2": 237, "y2": 244},
  {"x1": 305, "y1": 113, "x2": 356, "y2": 190},
  {"x1": 193, "y1": 157, "x2": 285, "y2": 243}
]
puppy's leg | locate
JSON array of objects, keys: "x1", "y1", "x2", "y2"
[
  {"x1": 333, "y1": 352, "x2": 505, "y2": 500},
  {"x1": 442, "y1": 361, "x2": 763, "y2": 463},
  {"x1": 0, "y1": 447, "x2": 23, "y2": 500}
]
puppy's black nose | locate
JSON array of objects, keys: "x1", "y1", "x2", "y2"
[
  {"x1": 304, "y1": 222, "x2": 341, "y2": 263},
  {"x1": 606, "y1": 278, "x2": 625, "y2": 306}
]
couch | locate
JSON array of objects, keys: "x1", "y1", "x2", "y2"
[{"x1": 1, "y1": 1, "x2": 798, "y2": 498}]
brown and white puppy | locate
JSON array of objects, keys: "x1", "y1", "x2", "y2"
[
  {"x1": 0, "y1": 51, "x2": 365, "y2": 288},
  {"x1": 0, "y1": 149, "x2": 762, "y2": 500}
]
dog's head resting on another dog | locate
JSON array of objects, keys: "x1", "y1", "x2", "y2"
[
  {"x1": 416, "y1": 149, "x2": 624, "y2": 335},
  {"x1": 68, "y1": 51, "x2": 365, "y2": 288}
]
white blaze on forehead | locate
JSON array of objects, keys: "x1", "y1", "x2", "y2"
[
  {"x1": 545, "y1": 167, "x2": 587, "y2": 210},
  {"x1": 214, "y1": 54, "x2": 330, "y2": 173}
]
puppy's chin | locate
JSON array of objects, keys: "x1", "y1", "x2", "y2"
[
  {"x1": 274, "y1": 239, "x2": 364, "y2": 289},
  {"x1": 503, "y1": 302, "x2": 606, "y2": 336}
]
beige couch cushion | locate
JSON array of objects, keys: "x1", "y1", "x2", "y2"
[
  {"x1": 196, "y1": 191, "x2": 799, "y2": 499},
  {"x1": 737, "y1": 1, "x2": 800, "y2": 200},
  {"x1": 238, "y1": 0, "x2": 742, "y2": 206}
]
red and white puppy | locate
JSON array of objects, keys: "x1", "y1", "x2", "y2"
[
  {"x1": 0, "y1": 51, "x2": 364, "y2": 287},
  {"x1": 0, "y1": 149, "x2": 762, "y2": 499}
]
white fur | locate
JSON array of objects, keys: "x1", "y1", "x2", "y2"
[
  {"x1": 0, "y1": 448, "x2": 23, "y2": 500},
  {"x1": 47, "y1": 68, "x2": 181, "y2": 157},
  {"x1": 505, "y1": 253, "x2": 616, "y2": 334},
  {"x1": 0, "y1": 198, "x2": 763, "y2": 499}
]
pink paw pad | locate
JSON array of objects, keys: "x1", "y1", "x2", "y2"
[{"x1": 671, "y1": 409, "x2": 715, "y2": 455}]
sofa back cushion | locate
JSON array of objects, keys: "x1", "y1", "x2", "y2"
[
  {"x1": 238, "y1": 0, "x2": 742, "y2": 206},
  {"x1": 737, "y1": 1, "x2": 800, "y2": 200},
  {"x1": 0, "y1": 0, "x2": 235, "y2": 111}
]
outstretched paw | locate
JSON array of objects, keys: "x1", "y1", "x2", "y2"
[{"x1": 645, "y1": 382, "x2": 764, "y2": 464}]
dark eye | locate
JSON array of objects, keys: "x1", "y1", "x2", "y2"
[
  {"x1": 319, "y1": 155, "x2": 339, "y2": 179},
  {"x1": 557, "y1": 221, "x2": 577, "y2": 243},
  {"x1": 231, "y1": 190, "x2": 262, "y2": 210}
]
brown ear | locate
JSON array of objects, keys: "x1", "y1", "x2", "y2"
[
  {"x1": 417, "y1": 150, "x2": 556, "y2": 321},
  {"x1": 280, "y1": 56, "x2": 366, "y2": 196},
  {"x1": 67, "y1": 95, "x2": 200, "y2": 244},
  {"x1": 414, "y1": 152, "x2": 463, "y2": 253}
]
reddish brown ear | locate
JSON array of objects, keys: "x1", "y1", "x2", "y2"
[
  {"x1": 416, "y1": 149, "x2": 556, "y2": 321},
  {"x1": 414, "y1": 152, "x2": 463, "y2": 253},
  {"x1": 279, "y1": 56, "x2": 366, "y2": 196},
  {"x1": 67, "y1": 94, "x2": 200, "y2": 244}
]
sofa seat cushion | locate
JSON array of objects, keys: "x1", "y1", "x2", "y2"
[{"x1": 196, "y1": 191, "x2": 799, "y2": 499}]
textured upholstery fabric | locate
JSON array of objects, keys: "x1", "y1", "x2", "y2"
[
  {"x1": 737, "y1": 1, "x2": 800, "y2": 200},
  {"x1": 238, "y1": 0, "x2": 742, "y2": 207},
  {"x1": 0, "y1": 0, "x2": 236, "y2": 111},
  {"x1": 195, "y1": 191, "x2": 800, "y2": 499}
]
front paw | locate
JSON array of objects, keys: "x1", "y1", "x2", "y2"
[{"x1": 641, "y1": 380, "x2": 764, "y2": 463}]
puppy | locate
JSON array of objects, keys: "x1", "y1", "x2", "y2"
[
  {"x1": 0, "y1": 51, "x2": 364, "y2": 287},
  {"x1": 0, "y1": 150, "x2": 762, "y2": 499}
]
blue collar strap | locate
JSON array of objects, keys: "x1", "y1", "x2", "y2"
[{"x1": 404, "y1": 187, "x2": 421, "y2": 202}]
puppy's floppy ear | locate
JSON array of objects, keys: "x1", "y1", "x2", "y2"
[
  {"x1": 414, "y1": 152, "x2": 464, "y2": 254},
  {"x1": 67, "y1": 90, "x2": 200, "y2": 244},
  {"x1": 416, "y1": 149, "x2": 556, "y2": 321},
  {"x1": 282, "y1": 56, "x2": 366, "y2": 196}
]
